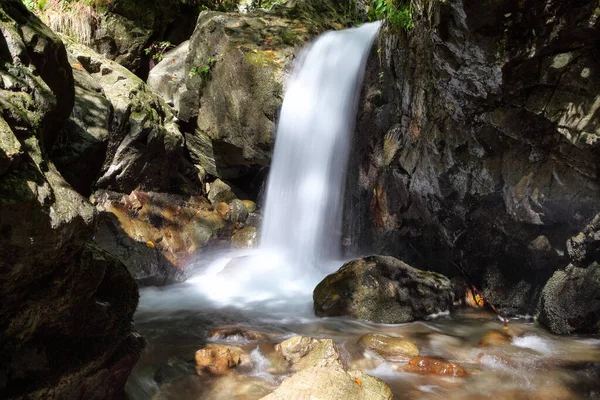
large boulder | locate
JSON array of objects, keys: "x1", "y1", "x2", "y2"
[
  {"x1": 148, "y1": 3, "x2": 347, "y2": 179},
  {"x1": 346, "y1": 0, "x2": 600, "y2": 316},
  {"x1": 0, "y1": 1, "x2": 142, "y2": 397},
  {"x1": 51, "y1": 37, "x2": 188, "y2": 195},
  {"x1": 313, "y1": 255, "x2": 453, "y2": 323},
  {"x1": 537, "y1": 262, "x2": 600, "y2": 335}
]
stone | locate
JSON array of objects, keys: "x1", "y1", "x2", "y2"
[
  {"x1": 243, "y1": 200, "x2": 257, "y2": 213},
  {"x1": 0, "y1": 2, "x2": 142, "y2": 397},
  {"x1": 358, "y1": 334, "x2": 419, "y2": 361},
  {"x1": 231, "y1": 226, "x2": 259, "y2": 249},
  {"x1": 207, "y1": 179, "x2": 237, "y2": 205},
  {"x1": 94, "y1": 190, "x2": 225, "y2": 286},
  {"x1": 276, "y1": 336, "x2": 344, "y2": 370},
  {"x1": 537, "y1": 262, "x2": 600, "y2": 335},
  {"x1": 403, "y1": 357, "x2": 468, "y2": 377},
  {"x1": 146, "y1": 41, "x2": 190, "y2": 108},
  {"x1": 260, "y1": 366, "x2": 393, "y2": 400},
  {"x1": 313, "y1": 255, "x2": 454, "y2": 323},
  {"x1": 230, "y1": 199, "x2": 249, "y2": 223},
  {"x1": 52, "y1": 37, "x2": 187, "y2": 194},
  {"x1": 479, "y1": 330, "x2": 512, "y2": 347},
  {"x1": 195, "y1": 344, "x2": 246, "y2": 375}
]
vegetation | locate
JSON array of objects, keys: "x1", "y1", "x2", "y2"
[
  {"x1": 145, "y1": 41, "x2": 173, "y2": 63},
  {"x1": 189, "y1": 57, "x2": 217, "y2": 79},
  {"x1": 369, "y1": 0, "x2": 414, "y2": 31}
]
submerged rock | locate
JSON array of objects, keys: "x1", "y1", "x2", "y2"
[
  {"x1": 403, "y1": 357, "x2": 468, "y2": 377},
  {"x1": 313, "y1": 255, "x2": 453, "y2": 323},
  {"x1": 358, "y1": 334, "x2": 419, "y2": 361},
  {"x1": 479, "y1": 331, "x2": 512, "y2": 347},
  {"x1": 260, "y1": 365, "x2": 393, "y2": 400},
  {"x1": 537, "y1": 262, "x2": 600, "y2": 335},
  {"x1": 209, "y1": 326, "x2": 268, "y2": 341}
]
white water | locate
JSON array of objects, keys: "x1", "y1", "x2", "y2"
[{"x1": 186, "y1": 22, "x2": 382, "y2": 307}]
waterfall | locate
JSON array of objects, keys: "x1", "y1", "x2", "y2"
[
  {"x1": 190, "y1": 22, "x2": 381, "y2": 305},
  {"x1": 260, "y1": 21, "x2": 382, "y2": 265}
]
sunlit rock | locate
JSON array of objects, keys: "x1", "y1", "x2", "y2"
[
  {"x1": 358, "y1": 333, "x2": 419, "y2": 361},
  {"x1": 276, "y1": 336, "x2": 344, "y2": 371},
  {"x1": 195, "y1": 344, "x2": 248, "y2": 375},
  {"x1": 231, "y1": 226, "x2": 259, "y2": 249},
  {"x1": 314, "y1": 255, "x2": 453, "y2": 323}
]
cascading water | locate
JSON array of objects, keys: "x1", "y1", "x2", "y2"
[
  {"x1": 260, "y1": 21, "x2": 382, "y2": 265},
  {"x1": 185, "y1": 22, "x2": 381, "y2": 307}
]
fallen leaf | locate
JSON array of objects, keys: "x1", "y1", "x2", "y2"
[
  {"x1": 146, "y1": 241, "x2": 156, "y2": 248},
  {"x1": 354, "y1": 378, "x2": 362, "y2": 386},
  {"x1": 72, "y1": 63, "x2": 84, "y2": 71}
]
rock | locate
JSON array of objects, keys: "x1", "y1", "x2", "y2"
[
  {"x1": 567, "y1": 214, "x2": 600, "y2": 266},
  {"x1": 0, "y1": 2, "x2": 142, "y2": 397},
  {"x1": 358, "y1": 334, "x2": 419, "y2": 361},
  {"x1": 276, "y1": 336, "x2": 344, "y2": 370},
  {"x1": 345, "y1": 0, "x2": 600, "y2": 317},
  {"x1": 479, "y1": 331, "x2": 512, "y2": 347},
  {"x1": 537, "y1": 262, "x2": 600, "y2": 334},
  {"x1": 230, "y1": 199, "x2": 249, "y2": 223},
  {"x1": 243, "y1": 200, "x2": 257, "y2": 213},
  {"x1": 195, "y1": 344, "x2": 246, "y2": 375},
  {"x1": 231, "y1": 226, "x2": 259, "y2": 249},
  {"x1": 260, "y1": 365, "x2": 393, "y2": 400},
  {"x1": 146, "y1": 41, "x2": 190, "y2": 107},
  {"x1": 403, "y1": 357, "x2": 468, "y2": 377},
  {"x1": 51, "y1": 37, "x2": 187, "y2": 194},
  {"x1": 207, "y1": 179, "x2": 237, "y2": 205},
  {"x1": 94, "y1": 190, "x2": 225, "y2": 285},
  {"x1": 208, "y1": 326, "x2": 268, "y2": 341},
  {"x1": 313, "y1": 255, "x2": 454, "y2": 323},
  {"x1": 149, "y1": 4, "x2": 347, "y2": 179}
]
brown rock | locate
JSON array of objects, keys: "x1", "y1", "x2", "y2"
[
  {"x1": 358, "y1": 333, "x2": 419, "y2": 361},
  {"x1": 243, "y1": 200, "x2": 257, "y2": 213},
  {"x1": 195, "y1": 344, "x2": 245, "y2": 375},
  {"x1": 479, "y1": 330, "x2": 512, "y2": 347},
  {"x1": 231, "y1": 226, "x2": 259, "y2": 249},
  {"x1": 403, "y1": 357, "x2": 468, "y2": 377}
]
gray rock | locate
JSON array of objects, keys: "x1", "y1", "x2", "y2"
[
  {"x1": 147, "y1": 41, "x2": 190, "y2": 108},
  {"x1": 537, "y1": 263, "x2": 600, "y2": 335},
  {"x1": 230, "y1": 199, "x2": 249, "y2": 223},
  {"x1": 207, "y1": 179, "x2": 237, "y2": 205},
  {"x1": 313, "y1": 255, "x2": 453, "y2": 323}
]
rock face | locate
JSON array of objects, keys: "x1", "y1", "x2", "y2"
[
  {"x1": 0, "y1": 1, "x2": 142, "y2": 398},
  {"x1": 313, "y1": 255, "x2": 453, "y2": 323},
  {"x1": 148, "y1": 2, "x2": 347, "y2": 179},
  {"x1": 346, "y1": 0, "x2": 600, "y2": 317},
  {"x1": 52, "y1": 38, "x2": 187, "y2": 195}
]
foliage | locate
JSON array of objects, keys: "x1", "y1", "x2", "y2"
[
  {"x1": 145, "y1": 41, "x2": 173, "y2": 62},
  {"x1": 369, "y1": 0, "x2": 414, "y2": 32},
  {"x1": 189, "y1": 57, "x2": 217, "y2": 79}
]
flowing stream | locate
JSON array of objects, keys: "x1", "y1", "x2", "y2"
[{"x1": 126, "y1": 22, "x2": 600, "y2": 399}]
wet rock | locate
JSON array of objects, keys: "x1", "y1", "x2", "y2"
[
  {"x1": 209, "y1": 326, "x2": 268, "y2": 341},
  {"x1": 231, "y1": 226, "x2": 260, "y2": 249},
  {"x1": 567, "y1": 214, "x2": 600, "y2": 267},
  {"x1": 243, "y1": 200, "x2": 257, "y2": 213},
  {"x1": 403, "y1": 357, "x2": 468, "y2": 377},
  {"x1": 358, "y1": 334, "x2": 419, "y2": 361},
  {"x1": 313, "y1": 255, "x2": 453, "y2": 323},
  {"x1": 261, "y1": 365, "x2": 393, "y2": 400},
  {"x1": 230, "y1": 199, "x2": 249, "y2": 223},
  {"x1": 537, "y1": 262, "x2": 600, "y2": 335},
  {"x1": 479, "y1": 331, "x2": 512, "y2": 347},
  {"x1": 195, "y1": 344, "x2": 246, "y2": 375},
  {"x1": 276, "y1": 336, "x2": 344, "y2": 370},
  {"x1": 94, "y1": 190, "x2": 225, "y2": 285},
  {"x1": 207, "y1": 179, "x2": 237, "y2": 205}
]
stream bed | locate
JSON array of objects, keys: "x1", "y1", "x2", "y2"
[{"x1": 126, "y1": 281, "x2": 600, "y2": 400}]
